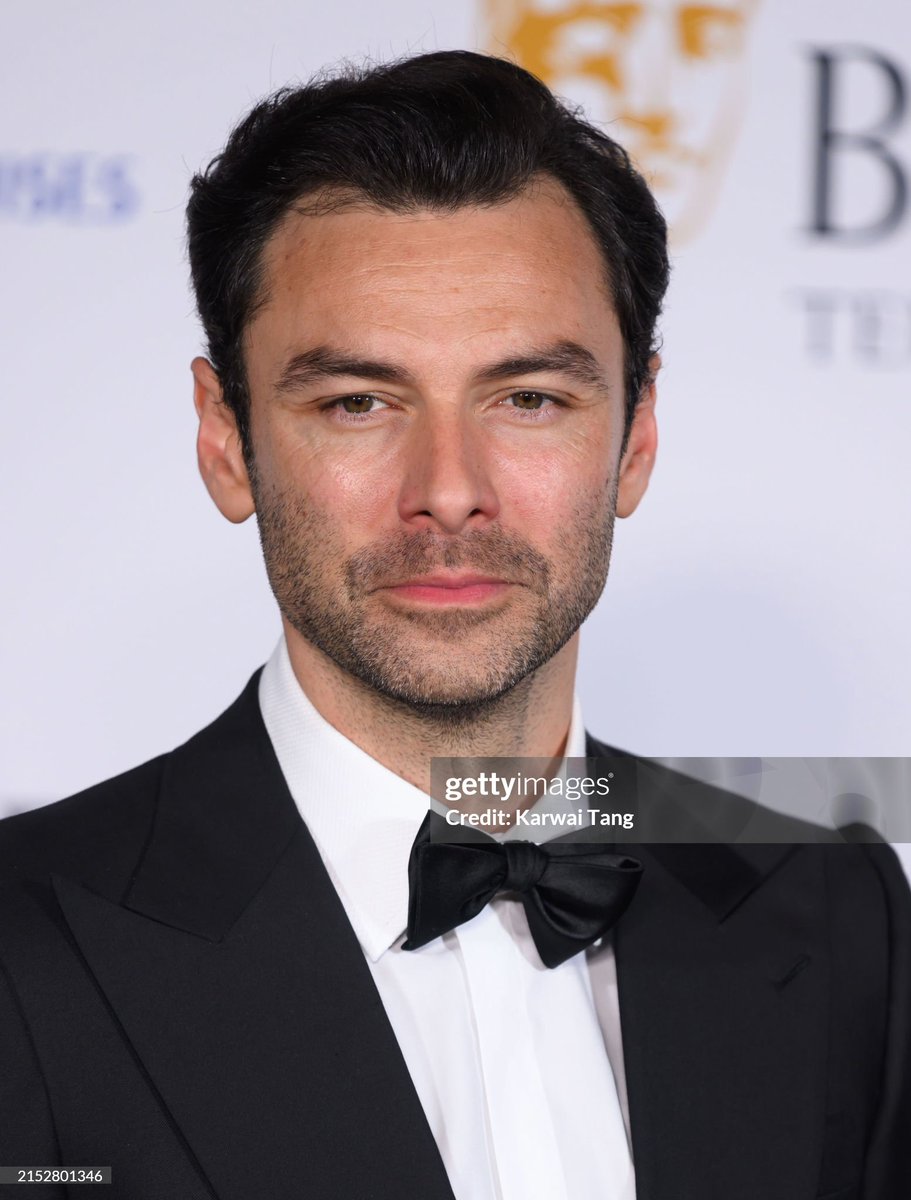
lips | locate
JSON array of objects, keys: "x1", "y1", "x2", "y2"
[
  {"x1": 378, "y1": 573, "x2": 513, "y2": 605},
  {"x1": 387, "y1": 573, "x2": 508, "y2": 589}
]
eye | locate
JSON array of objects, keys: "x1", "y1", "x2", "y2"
[
  {"x1": 502, "y1": 390, "x2": 560, "y2": 417},
  {"x1": 337, "y1": 394, "x2": 388, "y2": 414},
  {"x1": 323, "y1": 393, "x2": 392, "y2": 422}
]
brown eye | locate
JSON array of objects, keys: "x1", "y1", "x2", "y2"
[
  {"x1": 509, "y1": 391, "x2": 548, "y2": 410},
  {"x1": 340, "y1": 394, "x2": 377, "y2": 414}
]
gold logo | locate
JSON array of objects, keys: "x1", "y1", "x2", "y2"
[{"x1": 483, "y1": 0, "x2": 760, "y2": 242}]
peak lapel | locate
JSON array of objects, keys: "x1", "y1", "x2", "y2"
[
  {"x1": 584, "y1": 741, "x2": 828, "y2": 1200},
  {"x1": 121, "y1": 670, "x2": 301, "y2": 941},
  {"x1": 613, "y1": 841, "x2": 828, "y2": 1200},
  {"x1": 54, "y1": 674, "x2": 455, "y2": 1200}
]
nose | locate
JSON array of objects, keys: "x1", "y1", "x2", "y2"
[{"x1": 396, "y1": 409, "x2": 500, "y2": 535}]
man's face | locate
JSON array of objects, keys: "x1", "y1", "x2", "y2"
[{"x1": 200, "y1": 179, "x2": 655, "y2": 711}]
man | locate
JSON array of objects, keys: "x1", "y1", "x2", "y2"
[{"x1": 0, "y1": 50, "x2": 908, "y2": 1200}]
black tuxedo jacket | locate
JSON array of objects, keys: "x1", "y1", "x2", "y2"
[{"x1": 1, "y1": 671, "x2": 909, "y2": 1200}]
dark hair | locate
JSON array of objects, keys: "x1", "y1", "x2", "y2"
[{"x1": 187, "y1": 50, "x2": 669, "y2": 461}]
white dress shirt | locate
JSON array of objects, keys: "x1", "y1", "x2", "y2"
[{"x1": 259, "y1": 637, "x2": 635, "y2": 1200}]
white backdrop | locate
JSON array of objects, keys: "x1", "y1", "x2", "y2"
[{"x1": 2, "y1": 1, "x2": 909, "y2": 871}]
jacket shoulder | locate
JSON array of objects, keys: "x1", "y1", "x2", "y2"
[
  {"x1": 0, "y1": 755, "x2": 165, "y2": 900},
  {"x1": 0, "y1": 670, "x2": 265, "y2": 899}
]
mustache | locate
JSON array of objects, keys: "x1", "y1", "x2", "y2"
[{"x1": 345, "y1": 528, "x2": 551, "y2": 595}]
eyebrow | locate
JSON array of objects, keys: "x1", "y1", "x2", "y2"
[
  {"x1": 273, "y1": 340, "x2": 611, "y2": 396},
  {"x1": 474, "y1": 342, "x2": 609, "y2": 392}
]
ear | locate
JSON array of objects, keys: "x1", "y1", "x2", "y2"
[
  {"x1": 192, "y1": 357, "x2": 255, "y2": 523},
  {"x1": 616, "y1": 354, "x2": 659, "y2": 519}
]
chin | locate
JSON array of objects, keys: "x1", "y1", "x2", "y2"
[
  {"x1": 355, "y1": 657, "x2": 539, "y2": 716},
  {"x1": 375, "y1": 684, "x2": 527, "y2": 724}
]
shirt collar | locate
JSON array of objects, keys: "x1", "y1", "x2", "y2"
[{"x1": 258, "y1": 636, "x2": 588, "y2": 961}]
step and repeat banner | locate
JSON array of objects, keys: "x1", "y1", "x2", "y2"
[{"x1": 2, "y1": 1, "x2": 909, "y2": 864}]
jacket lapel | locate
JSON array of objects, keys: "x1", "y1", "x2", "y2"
[
  {"x1": 585, "y1": 740, "x2": 829, "y2": 1200},
  {"x1": 54, "y1": 675, "x2": 455, "y2": 1200}
]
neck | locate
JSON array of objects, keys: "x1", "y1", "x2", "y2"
[{"x1": 281, "y1": 620, "x2": 579, "y2": 794}]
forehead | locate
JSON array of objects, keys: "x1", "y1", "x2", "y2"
[{"x1": 246, "y1": 178, "x2": 618, "y2": 366}]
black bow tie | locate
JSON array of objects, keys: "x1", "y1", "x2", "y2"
[{"x1": 403, "y1": 812, "x2": 643, "y2": 968}]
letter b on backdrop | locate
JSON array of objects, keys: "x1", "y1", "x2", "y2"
[{"x1": 809, "y1": 46, "x2": 908, "y2": 243}]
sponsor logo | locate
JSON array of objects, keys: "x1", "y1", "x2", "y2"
[
  {"x1": 0, "y1": 153, "x2": 139, "y2": 223},
  {"x1": 806, "y1": 46, "x2": 908, "y2": 244},
  {"x1": 795, "y1": 47, "x2": 909, "y2": 368},
  {"x1": 483, "y1": 0, "x2": 760, "y2": 243}
]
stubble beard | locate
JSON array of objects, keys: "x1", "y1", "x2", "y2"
[{"x1": 252, "y1": 474, "x2": 617, "y2": 721}]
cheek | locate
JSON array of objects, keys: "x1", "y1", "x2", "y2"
[
  {"x1": 276, "y1": 436, "x2": 395, "y2": 534},
  {"x1": 490, "y1": 436, "x2": 613, "y2": 539}
]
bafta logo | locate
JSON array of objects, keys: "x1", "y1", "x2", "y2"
[{"x1": 483, "y1": 0, "x2": 761, "y2": 243}]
